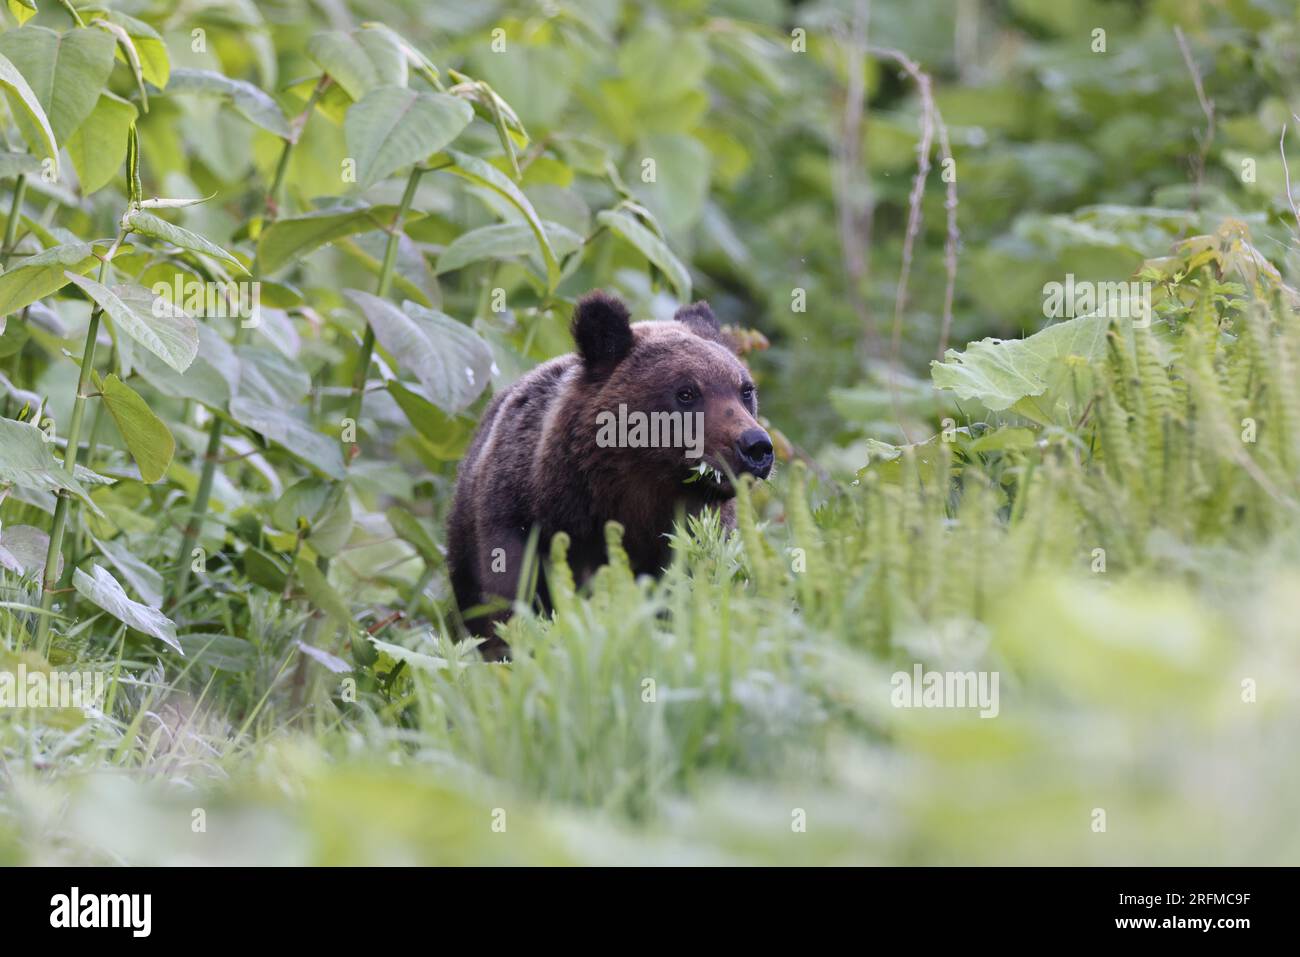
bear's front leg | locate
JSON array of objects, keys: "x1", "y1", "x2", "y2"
[{"x1": 466, "y1": 524, "x2": 542, "y2": 661}]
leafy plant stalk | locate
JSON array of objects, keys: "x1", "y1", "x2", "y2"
[
  {"x1": 345, "y1": 165, "x2": 424, "y2": 429},
  {"x1": 1, "y1": 173, "x2": 27, "y2": 269},
  {"x1": 293, "y1": 165, "x2": 425, "y2": 683},
  {"x1": 169, "y1": 82, "x2": 328, "y2": 609},
  {"x1": 34, "y1": 233, "x2": 125, "y2": 655}
]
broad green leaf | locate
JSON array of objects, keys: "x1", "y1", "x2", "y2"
[
  {"x1": 227, "y1": 397, "x2": 345, "y2": 480},
  {"x1": 306, "y1": 28, "x2": 406, "y2": 101},
  {"x1": 595, "y1": 208, "x2": 691, "y2": 301},
  {"x1": 272, "y1": 478, "x2": 352, "y2": 558},
  {"x1": 386, "y1": 380, "x2": 472, "y2": 459},
  {"x1": 856, "y1": 434, "x2": 958, "y2": 486},
  {"x1": 163, "y1": 68, "x2": 290, "y2": 138},
  {"x1": 243, "y1": 547, "x2": 288, "y2": 592},
  {"x1": 94, "y1": 19, "x2": 148, "y2": 110},
  {"x1": 0, "y1": 523, "x2": 57, "y2": 577},
  {"x1": 345, "y1": 291, "x2": 492, "y2": 413},
  {"x1": 295, "y1": 560, "x2": 353, "y2": 635},
  {"x1": 0, "y1": 49, "x2": 57, "y2": 167},
  {"x1": 63, "y1": 273, "x2": 198, "y2": 374},
  {"x1": 360, "y1": 22, "x2": 441, "y2": 90},
  {"x1": 0, "y1": 241, "x2": 98, "y2": 317},
  {"x1": 0, "y1": 417, "x2": 97, "y2": 511},
  {"x1": 337, "y1": 230, "x2": 436, "y2": 307},
  {"x1": 133, "y1": 324, "x2": 238, "y2": 409},
  {"x1": 6, "y1": 1, "x2": 36, "y2": 26},
  {"x1": 234, "y1": 344, "x2": 310, "y2": 406},
  {"x1": 123, "y1": 209, "x2": 248, "y2": 275},
  {"x1": 176, "y1": 633, "x2": 255, "y2": 671},
  {"x1": 0, "y1": 26, "x2": 115, "y2": 143},
  {"x1": 92, "y1": 534, "x2": 163, "y2": 608},
  {"x1": 385, "y1": 505, "x2": 442, "y2": 565},
  {"x1": 256, "y1": 203, "x2": 426, "y2": 274},
  {"x1": 930, "y1": 313, "x2": 1110, "y2": 421},
  {"x1": 102, "y1": 11, "x2": 168, "y2": 88},
  {"x1": 297, "y1": 636, "x2": 352, "y2": 671},
  {"x1": 66, "y1": 90, "x2": 137, "y2": 195},
  {"x1": 228, "y1": 343, "x2": 343, "y2": 478},
  {"x1": 436, "y1": 220, "x2": 583, "y2": 275},
  {"x1": 439, "y1": 149, "x2": 559, "y2": 289},
  {"x1": 629, "y1": 133, "x2": 711, "y2": 234},
  {"x1": 367, "y1": 636, "x2": 449, "y2": 672},
  {"x1": 96, "y1": 373, "x2": 175, "y2": 484},
  {"x1": 344, "y1": 85, "x2": 473, "y2": 190},
  {"x1": 0, "y1": 151, "x2": 40, "y2": 179},
  {"x1": 73, "y1": 564, "x2": 181, "y2": 653}
]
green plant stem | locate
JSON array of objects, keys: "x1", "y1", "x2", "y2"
[
  {"x1": 405, "y1": 563, "x2": 436, "y2": 615},
  {"x1": 168, "y1": 83, "x2": 328, "y2": 610},
  {"x1": 33, "y1": 246, "x2": 117, "y2": 655},
  {"x1": 1, "y1": 173, "x2": 27, "y2": 269},
  {"x1": 296, "y1": 167, "x2": 426, "y2": 666},
  {"x1": 56, "y1": 0, "x2": 86, "y2": 27},
  {"x1": 345, "y1": 166, "x2": 424, "y2": 430}
]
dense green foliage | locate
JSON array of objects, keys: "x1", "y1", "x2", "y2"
[{"x1": 1, "y1": 0, "x2": 1299, "y2": 864}]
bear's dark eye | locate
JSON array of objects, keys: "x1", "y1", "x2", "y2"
[
  {"x1": 741, "y1": 384, "x2": 756, "y2": 403},
  {"x1": 676, "y1": 387, "x2": 697, "y2": 405}
]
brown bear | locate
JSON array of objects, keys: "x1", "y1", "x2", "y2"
[{"x1": 446, "y1": 290, "x2": 774, "y2": 659}]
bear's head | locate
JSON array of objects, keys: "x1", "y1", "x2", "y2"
[{"x1": 571, "y1": 290, "x2": 773, "y2": 499}]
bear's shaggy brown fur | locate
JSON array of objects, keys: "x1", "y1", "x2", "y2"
[{"x1": 446, "y1": 290, "x2": 773, "y2": 659}]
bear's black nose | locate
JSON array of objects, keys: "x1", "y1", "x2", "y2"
[{"x1": 736, "y1": 428, "x2": 774, "y2": 478}]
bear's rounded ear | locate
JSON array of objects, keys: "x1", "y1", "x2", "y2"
[
  {"x1": 572, "y1": 290, "x2": 634, "y2": 373},
  {"x1": 675, "y1": 300, "x2": 738, "y2": 352}
]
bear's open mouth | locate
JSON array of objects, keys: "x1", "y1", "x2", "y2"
[{"x1": 682, "y1": 460, "x2": 733, "y2": 495}]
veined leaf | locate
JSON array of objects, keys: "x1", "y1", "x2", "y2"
[
  {"x1": 596, "y1": 208, "x2": 691, "y2": 302},
  {"x1": 133, "y1": 324, "x2": 239, "y2": 409},
  {"x1": 930, "y1": 313, "x2": 1110, "y2": 423},
  {"x1": 306, "y1": 28, "x2": 406, "y2": 101},
  {"x1": 66, "y1": 90, "x2": 137, "y2": 195},
  {"x1": 73, "y1": 564, "x2": 181, "y2": 653},
  {"x1": 0, "y1": 151, "x2": 40, "y2": 179},
  {"x1": 233, "y1": 400, "x2": 347, "y2": 479},
  {"x1": 344, "y1": 85, "x2": 473, "y2": 190},
  {"x1": 345, "y1": 291, "x2": 492, "y2": 414},
  {"x1": 368, "y1": 636, "x2": 449, "y2": 672},
  {"x1": 102, "y1": 11, "x2": 169, "y2": 88},
  {"x1": 0, "y1": 49, "x2": 57, "y2": 168},
  {"x1": 0, "y1": 241, "x2": 98, "y2": 318},
  {"x1": 437, "y1": 220, "x2": 583, "y2": 275},
  {"x1": 63, "y1": 273, "x2": 198, "y2": 374},
  {"x1": 124, "y1": 209, "x2": 248, "y2": 275},
  {"x1": 272, "y1": 478, "x2": 352, "y2": 558},
  {"x1": 96, "y1": 373, "x2": 175, "y2": 484},
  {"x1": 0, "y1": 523, "x2": 57, "y2": 578},
  {"x1": 92, "y1": 534, "x2": 164, "y2": 608},
  {"x1": 0, "y1": 417, "x2": 97, "y2": 511},
  {"x1": 385, "y1": 505, "x2": 442, "y2": 565},
  {"x1": 0, "y1": 26, "x2": 115, "y2": 144},
  {"x1": 226, "y1": 370, "x2": 346, "y2": 481},
  {"x1": 359, "y1": 22, "x2": 441, "y2": 85},
  {"x1": 6, "y1": 1, "x2": 36, "y2": 26},
  {"x1": 438, "y1": 149, "x2": 559, "y2": 290},
  {"x1": 295, "y1": 560, "x2": 353, "y2": 636},
  {"x1": 256, "y1": 203, "x2": 426, "y2": 274},
  {"x1": 386, "y1": 381, "x2": 473, "y2": 459},
  {"x1": 163, "y1": 68, "x2": 290, "y2": 139},
  {"x1": 94, "y1": 19, "x2": 149, "y2": 111}
]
